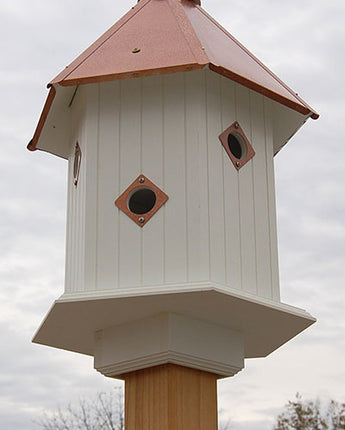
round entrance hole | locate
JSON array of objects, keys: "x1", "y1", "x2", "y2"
[
  {"x1": 128, "y1": 188, "x2": 157, "y2": 215},
  {"x1": 227, "y1": 133, "x2": 247, "y2": 160}
]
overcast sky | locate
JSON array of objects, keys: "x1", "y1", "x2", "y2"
[{"x1": 1, "y1": 0, "x2": 344, "y2": 429}]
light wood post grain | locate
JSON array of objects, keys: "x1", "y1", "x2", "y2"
[{"x1": 124, "y1": 364, "x2": 218, "y2": 430}]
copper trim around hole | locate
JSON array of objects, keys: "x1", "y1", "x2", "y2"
[
  {"x1": 115, "y1": 175, "x2": 169, "y2": 227},
  {"x1": 218, "y1": 121, "x2": 255, "y2": 170}
]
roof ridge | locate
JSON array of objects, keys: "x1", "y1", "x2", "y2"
[
  {"x1": 196, "y1": 8, "x2": 296, "y2": 92},
  {"x1": 167, "y1": 0, "x2": 208, "y2": 66},
  {"x1": 194, "y1": 6, "x2": 318, "y2": 118}
]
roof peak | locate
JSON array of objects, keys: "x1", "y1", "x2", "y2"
[{"x1": 137, "y1": 0, "x2": 201, "y2": 3}]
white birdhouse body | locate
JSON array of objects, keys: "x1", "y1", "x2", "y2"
[
  {"x1": 65, "y1": 70, "x2": 279, "y2": 302},
  {"x1": 30, "y1": 0, "x2": 317, "y2": 378}
]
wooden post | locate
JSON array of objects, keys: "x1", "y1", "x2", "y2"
[{"x1": 125, "y1": 364, "x2": 218, "y2": 430}]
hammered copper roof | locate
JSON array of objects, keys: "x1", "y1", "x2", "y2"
[
  {"x1": 29, "y1": 0, "x2": 318, "y2": 153},
  {"x1": 49, "y1": 0, "x2": 317, "y2": 119},
  {"x1": 51, "y1": 0, "x2": 208, "y2": 86}
]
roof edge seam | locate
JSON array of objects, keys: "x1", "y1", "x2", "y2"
[
  {"x1": 197, "y1": 7, "x2": 317, "y2": 115},
  {"x1": 170, "y1": 0, "x2": 209, "y2": 66},
  {"x1": 210, "y1": 64, "x2": 311, "y2": 117},
  {"x1": 57, "y1": 64, "x2": 207, "y2": 87},
  {"x1": 27, "y1": 85, "x2": 57, "y2": 152}
]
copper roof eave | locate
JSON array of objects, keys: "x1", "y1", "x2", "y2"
[
  {"x1": 184, "y1": 4, "x2": 319, "y2": 120},
  {"x1": 56, "y1": 63, "x2": 208, "y2": 87},
  {"x1": 27, "y1": 64, "x2": 207, "y2": 152},
  {"x1": 27, "y1": 86, "x2": 56, "y2": 152},
  {"x1": 27, "y1": 61, "x2": 317, "y2": 153},
  {"x1": 57, "y1": 61, "x2": 319, "y2": 119},
  {"x1": 28, "y1": 0, "x2": 318, "y2": 153},
  {"x1": 210, "y1": 64, "x2": 319, "y2": 119},
  {"x1": 47, "y1": 0, "x2": 318, "y2": 120}
]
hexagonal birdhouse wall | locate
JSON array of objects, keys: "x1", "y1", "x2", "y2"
[{"x1": 65, "y1": 70, "x2": 279, "y2": 302}]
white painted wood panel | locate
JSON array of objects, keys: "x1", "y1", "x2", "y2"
[
  {"x1": 185, "y1": 72, "x2": 209, "y2": 282},
  {"x1": 65, "y1": 145, "x2": 73, "y2": 292},
  {"x1": 163, "y1": 73, "x2": 188, "y2": 284},
  {"x1": 97, "y1": 82, "x2": 120, "y2": 290},
  {"x1": 84, "y1": 85, "x2": 99, "y2": 292},
  {"x1": 220, "y1": 76, "x2": 242, "y2": 291},
  {"x1": 264, "y1": 99, "x2": 280, "y2": 301},
  {"x1": 75, "y1": 109, "x2": 86, "y2": 293},
  {"x1": 141, "y1": 76, "x2": 165, "y2": 286},
  {"x1": 206, "y1": 71, "x2": 226, "y2": 286},
  {"x1": 250, "y1": 91, "x2": 272, "y2": 299},
  {"x1": 118, "y1": 79, "x2": 142, "y2": 287},
  {"x1": 65, "y1": 87, "x2": 86, "y2": 293},
  {"x1": 236, "y1": 83, "x2": 257, "y2": 295},
  {"x1": 64, "y1": 70, "x2": 281, "y2": 303},
  {"x1": 78, "y1": 114, "x2": 86, "y2": 294},
  {"x1": 68, "y1": 139, "x2": 78, "y2": 293}
]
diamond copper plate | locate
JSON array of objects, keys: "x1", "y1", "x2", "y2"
[
  {"x1": 219, "y1": 121, "x2": 255, "y2": 170},
  {"x1": 115, "y1": 175, "x2": 169, "y2": 227}
]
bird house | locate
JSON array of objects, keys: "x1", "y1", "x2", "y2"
[{"x1": 30, "y1": 0, "x2": 317, "y2": 380}]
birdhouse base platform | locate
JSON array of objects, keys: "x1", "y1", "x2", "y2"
[{"x1": 33, "y1": 283, "x2": 315, "y2": 367}]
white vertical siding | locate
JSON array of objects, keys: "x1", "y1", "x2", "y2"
[
  {"x1": 220, "y1": 77, "x2": 242, "y2": 291},
  {"x1": 141, "y1": 76, "x2": 165, "y2": 286},
  {"x1": 97, "y1": 82, "x2": 121, "y2": 290},
  {"x1": 65, "y1": 69, "x2": 280, "y2": 302},
  {"x1": 83, "y1": 85, "x2": 99, "y2": 292},
  {"x1": 206, "y1": 71, "x2": 227, "y2": 286},
  {"x1": 251, "y1": 91, "x2": 273, "y2": 299},
  {"x1": 185, "y1": 71, "x2": 209, "y2": 283},
  {"x1": 163, "y1": 73, "x2": 188, "y2": 284},
  {"x1": 264, "y1": 99, "x2": 280, "y2": 301},
  {"x1": 77, "y1": 92, "x2": 86, "y2": 294},
  {"x1": 236, "y1": 83, "x2": 257, "y2": 296},
  {"x1": 65, "y1": 86, "x2": 86, "y2": 293},
  {"x1": 65, "y1": 139, "x2": 74, "y2": 293},
  {"x1": 118, "y1": 78, "x2": 142, "y2": 287}
]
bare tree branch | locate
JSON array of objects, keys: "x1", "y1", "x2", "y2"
[
  {"x1": 219, "y1": 419, "x2": 232, "y2": 430},
  {"x1": 36, "y1": 388, "x2": 124, "y2": 430},
  {"x1": 273, "y1": 393, "x2": 345, "y2": 430}
]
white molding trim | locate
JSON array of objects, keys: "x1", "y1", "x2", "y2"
[
  {"x1": 97, "y1": 352, "x2": 242, "y2": 379},
  {"x1": 59, "y1": 281, "x2": 311, "y2": 317},
  {"x1": 94, "y1": 313, "x2": 244, "y2": 378}
]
